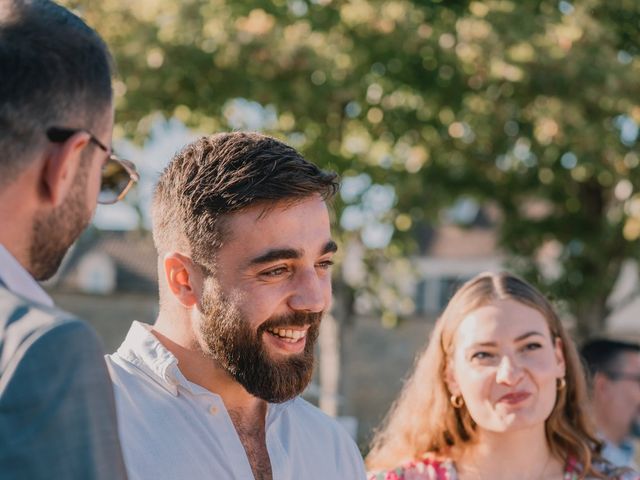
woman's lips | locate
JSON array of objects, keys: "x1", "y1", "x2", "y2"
[{"x1": 497, "y1": 391, "x2": 532, "y2": 404}]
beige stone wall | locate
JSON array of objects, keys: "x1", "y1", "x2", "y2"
[
  {"x1": 50, "y1": 292, "x2": 158, "y2": 353},
  {"x1": 341, "y1": 317, "x2": 435, "y2": 449}
]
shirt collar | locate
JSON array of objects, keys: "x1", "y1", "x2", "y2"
[
  {"x1": 0, "y1": 243, "x2": 54, "y2": 308},
  {"x1": 600, "y1": 434, "x2": 638, "y2": 468},
  {"x1": 116, "y1": 321, "x2": 190, "y2": 396},
  {"x1": 116, "y1": 321, "x2": 295, "y2": 419}
]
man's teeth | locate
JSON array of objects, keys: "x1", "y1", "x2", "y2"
[{"x1": 266, "y1": 328, "x2": 307, "y2": 342}]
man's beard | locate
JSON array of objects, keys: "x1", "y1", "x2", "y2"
[
  {"x1": 30, "y1": 162, "x2": 91, "y2": 281},
  {"x1": 198, "y1": 280, "x2": 322, "y2": 403}
]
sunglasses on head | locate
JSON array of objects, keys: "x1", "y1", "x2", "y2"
[{"x1": 46, "y1": 126, "x2": 139, "y2": 205}]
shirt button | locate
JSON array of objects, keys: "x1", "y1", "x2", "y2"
[{"x1": 209, "y1": 405, "x2": 218, "y2": 415}]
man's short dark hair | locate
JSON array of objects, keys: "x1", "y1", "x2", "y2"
[
  {"x1": 580, "y1": 338, "x2": 640, "y2": 378},
  {"x1": 0, "y1": 0, "x2": 113, "y2": 179},
  {"x1": 152, "y1": 132, "x2": 339, "y2": 268}
]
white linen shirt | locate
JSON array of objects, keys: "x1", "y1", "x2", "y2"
[
  {"x1": 0, "y1": 243, "x2": 54, "y2": 307},
  {"x1": 106, "y1": 321, "x2": 367, "y2": 480}
]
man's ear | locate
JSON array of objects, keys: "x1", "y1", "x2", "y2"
[
  {"x1": 592, "y1": 371, "x2": 610, "y2": 397},
  {"x1": 164, "y1": 252, "x2": 201, "y2": 308},
  {"x1": 41, "y1": 131, "x2": 91, "y2": 207}
]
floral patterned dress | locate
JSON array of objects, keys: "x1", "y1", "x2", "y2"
[{"x1": 368, "y1": 456, "x2": 640, "y2": 480}]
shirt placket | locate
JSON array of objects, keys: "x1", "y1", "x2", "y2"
[{"x1": 199, "y1": 392, "x2": 258, "y2": 479}]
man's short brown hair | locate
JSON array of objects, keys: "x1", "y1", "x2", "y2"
[{"x1": 152, "y1": 132, "x2": 339, "y2": 267}]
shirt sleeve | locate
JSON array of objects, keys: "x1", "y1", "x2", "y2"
[
  {"x1": 342, "y1": 432, "x2": 368, "y2": 479},
  {"x1": 0, "y1": 319, "x2": 128, "y2": 480}
]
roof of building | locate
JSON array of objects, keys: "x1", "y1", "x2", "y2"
[
  {"x1": 51, "y1": 229, "x2": 158, "y2": 294},
  {"x1": 428, "y1": 224, "x2": 498, "y2": 259}
]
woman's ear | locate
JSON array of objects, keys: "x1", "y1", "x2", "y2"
[
  {"x1": 554, "y1": 336, "x2": 566, "y2": 378},
  {"x1": 445, "y1": 361, "x2": 460, "y2": 396}
]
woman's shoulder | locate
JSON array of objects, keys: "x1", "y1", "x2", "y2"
[
  {"x1": 367, "y1": 456, "x2": 456, "y2": 480},
  {"x1": 564, "y1": 457, "x2": 640, "y2": 480}
]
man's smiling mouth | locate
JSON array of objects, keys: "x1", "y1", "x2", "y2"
[{"x1": 266, "y1": 327, "x2": 308, "y2": 343}]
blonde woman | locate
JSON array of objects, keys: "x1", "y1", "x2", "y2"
[{"x1": 367, "y1": 272, "x2": 639, "y2": 480}]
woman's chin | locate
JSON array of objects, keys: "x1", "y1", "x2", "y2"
[{"x1": 479, "y1": 413, "x2": 543, "y2": 433}]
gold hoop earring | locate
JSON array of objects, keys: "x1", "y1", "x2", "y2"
[
  {"x1": 557, "y1": 377, "x2": 566, "y2": 390},
  {"x1": 450, "y1": 394, "x2": 464, "y2": 408}
]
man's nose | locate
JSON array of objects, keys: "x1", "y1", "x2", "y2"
[
  {"x1": 495, "y1": 355, "x2": 524, "y2": 385},
  {"x1": 288, "y1": 267, "x2": 328, "y2": 313}
]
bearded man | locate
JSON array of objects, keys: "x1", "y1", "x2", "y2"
[
  {"x1": 107, "y1": 132, "x2": 366, "y2": 480},
  {"x1": 0, "y1": 0, "x2": 138, "y2": 478}
]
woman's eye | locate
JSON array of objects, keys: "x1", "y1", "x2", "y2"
[
  {"x1": 471, "y1": 351, "x2": 493, "y2": 361},
  {"x1": 523, "y1": 342, "x2": 542, "y2": 351}
]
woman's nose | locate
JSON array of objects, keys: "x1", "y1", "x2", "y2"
[{"x1": 495, "y1": 355, "x2": 524, "y2": 385}]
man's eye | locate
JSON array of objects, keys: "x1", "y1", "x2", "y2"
[
  {"x1": 260, "y1": 267, "x2": 288, "y2": 278},
  {"x1": 316, "y1": 260, "x2": 334, "y2": 270}
]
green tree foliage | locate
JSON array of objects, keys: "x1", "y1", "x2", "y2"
[{"x1": 66, "y1": 0, "x2": 640, "y2": 336}]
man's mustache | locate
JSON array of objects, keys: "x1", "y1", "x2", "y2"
[{"x1": 258, "y1": 311, "x2": 323, "y2": 333}]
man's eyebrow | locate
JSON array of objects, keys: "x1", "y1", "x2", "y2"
[
  {"x1": 322, "y1": 240, "x2": 338, "y2": 255},
  {"x1": 249, "y1": 248, "x2": 302, "y2": 266},
  {"x1": 248, "y1": 240, "x2": 337, "y2": 267}
]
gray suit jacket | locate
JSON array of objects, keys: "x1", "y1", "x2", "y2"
[{"x1": 0, "y1": 284, "x2": 128, "y2": 479}]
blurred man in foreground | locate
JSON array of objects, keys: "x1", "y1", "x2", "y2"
[
  {"x1": 107, "y1": 132, "x2": 366, "y2": 480},
  {"x1": 581, "y1": 338, "x2": 640, "y2": 469},
  {"x1": 0, "y1": 1, "x2": 137, "y2": 477}
]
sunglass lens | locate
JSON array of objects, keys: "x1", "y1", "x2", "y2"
[{"x1": 99, "y1": 158, "x2": 131, "y2": 204}]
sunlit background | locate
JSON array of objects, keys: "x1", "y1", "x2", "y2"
[{"x1": 48, "y1": 0, "x2": 640, "y2": 448}]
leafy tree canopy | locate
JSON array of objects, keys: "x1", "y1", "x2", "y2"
[{"x1": 65, "y1": 0, "x2": 640, "y2": 336}]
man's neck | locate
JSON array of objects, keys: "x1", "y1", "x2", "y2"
[
  {"x1": 593, "y1": 399, "x2": 628, "y2": 445},
  {"x1": 0, "y1": 173, "x2": 39, "y2": 274},
  {"x1": 597, "y1": 416, "x2": 628, "y2": 446},
  {"x1": 0, "y1": 225, "x2": 32, "y2": 277}
]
